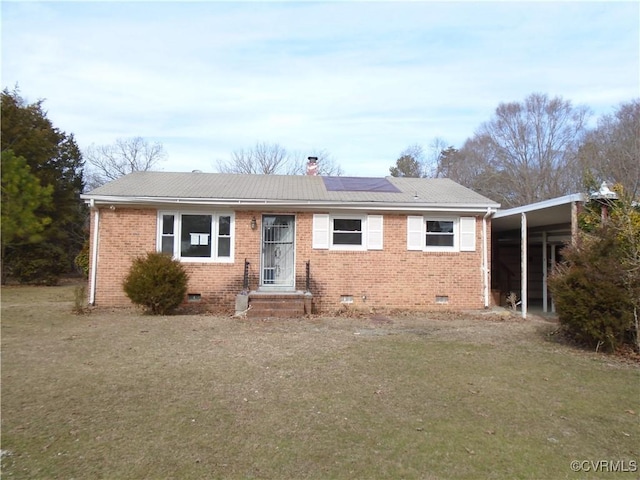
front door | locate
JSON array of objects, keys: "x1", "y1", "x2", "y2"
[{"x1": 261, "y1": 215, "x2": 295, "y2": 289}]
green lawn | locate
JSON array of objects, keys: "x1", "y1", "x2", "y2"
[{"x1": 1, "y1": 284, "x2": 638, "y2": 479}]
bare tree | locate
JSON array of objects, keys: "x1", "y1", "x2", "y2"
[
  {"x1": 452, "y1": 93, "x2": 590, "y2": 207},
  {"x1": 424, "y1": 137, "x2": 448, "y2": 177},
  {"x1": 579, "y1": 99, "x2": 640, "y2": 200},
  {"x1": 488, "y1": 94, "x2": 588, "y2": 205},
  {"x1": 216, "y1": 142, "x2": 343, "y2": 176},
  {"x1": 217, "y1": 142, "x2": 289, "y2": 174},
  {"x1": 388, "y1": 140, "x2": 447, "y2": 178},
  {"x1": 84, "y1": 137, "x2": 166, "y2": 190},
  {"x1": 435, "y1": 138, "x2": 505, "y2": 204}
]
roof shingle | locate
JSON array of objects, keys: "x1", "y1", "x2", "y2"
[{"x1": 83, "y1": 171, "x2": 499, "y2": 207}]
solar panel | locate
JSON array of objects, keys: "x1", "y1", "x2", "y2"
[{"x1": 323, "y1": 176, "x2": 401, "y2": 193}]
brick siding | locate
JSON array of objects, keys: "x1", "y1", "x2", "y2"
[{"x1": 89, "y1": 208, "x2": 491, "y2": 312}]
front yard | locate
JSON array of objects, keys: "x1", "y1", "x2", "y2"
[{"x1": 1, "y1": 284, "x2": 638, "y2": 479}]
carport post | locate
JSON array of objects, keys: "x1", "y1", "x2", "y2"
[
  {"x1": 521, "y1": 212, "x2": 528, "y2": 319},
  {"x1": 542, "y1": 231, "x2": 548, "y2": 313},
  {"x1": 571, "y1": 201, "x2": 579, "y2": 245},
  {"x1": 551, "y1": 245, "x2": 557, "y2": 313}
]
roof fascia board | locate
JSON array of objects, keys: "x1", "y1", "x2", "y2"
[
  {"x1": 81, "y1": 195, "x2": 498, "y2": 213},
  {"x1": 493, "y1": 193, "x2": 584, "y2": 219}
]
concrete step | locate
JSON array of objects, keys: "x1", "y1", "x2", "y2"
[
  {"x1": 248, "y1": 308, "x2": 304, "y2": 318},
  {"x1": 246, "y1": 291, "x2": 310, "y2": 318}
]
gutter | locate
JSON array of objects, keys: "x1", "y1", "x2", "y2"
[{"x1": 80, "y1": 195, "x2": 500, "y2": 214}]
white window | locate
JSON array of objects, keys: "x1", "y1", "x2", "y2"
[
  {"x1": 158, "y1": 212, "x2": 234, "y2": 262},
  {"x1": 332, "y1": 216, "x2": 364, "y2": 248},
  {"x1": 407, "y1": 215, "x2": 476, "y2": 252},
  {"x1": 426, "y1": 219, "x2": 455, "y2": 248},
  {"x1": 312, "y1": 214, "x2": 383, "y2": 251}
]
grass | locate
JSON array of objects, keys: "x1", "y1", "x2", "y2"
[{"x1": 1, "y1": 284, "x2": 639, "y2": 479}]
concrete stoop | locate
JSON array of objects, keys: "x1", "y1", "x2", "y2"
[{"x1": 243, "y1": 291, "x2": 311, "y2": 318}]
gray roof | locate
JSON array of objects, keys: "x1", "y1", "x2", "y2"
[{"x1": 82, "y1": 172, "x2": 500, "y2": 210}]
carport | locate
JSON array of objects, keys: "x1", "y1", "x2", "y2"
[{"x1": 491, "y1": 194, "x2": 583, "y2": 318}]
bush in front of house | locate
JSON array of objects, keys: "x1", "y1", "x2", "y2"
[{"x1": 123, "y1": 252, "x2": 189, "y2": 315}]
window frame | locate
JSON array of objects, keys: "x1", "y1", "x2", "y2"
[
  {"x1": 425, "y1": 217, "x2": 458, "y2": 251},
  {"x1": 330, "y1": 214, "x2": 367, "y2": 251},
  {"x1": 157, "y1": 211, "x2": 235, "y2": 263}
]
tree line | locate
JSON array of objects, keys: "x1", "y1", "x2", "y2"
[
  {"x1": 389, "y1": 93, "x2": 639, "y2": 208},
  {"x1": 0, "y1": 87, "x2": 343, "y2": 284},
  {"x1": 2, "y1": 87, "x2": 638, "y2": 284},
  {"x1": 1, "y1": 88, "x2": 85, "y2": 284}
]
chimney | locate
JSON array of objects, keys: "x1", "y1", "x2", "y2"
[{"x1": 306, "y1": 156, "x2": 318, "y2": 176}]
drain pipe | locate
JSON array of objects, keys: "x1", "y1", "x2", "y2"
[
  {"x1": 482, "y1": 207, "x2": 494, "y2": 308},
  {"x1": 89, "y1": 200, "x2": 100, "y2": 306}
]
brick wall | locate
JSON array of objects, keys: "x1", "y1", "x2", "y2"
[
  {"x1": 89, "y1": 207, "x2": 156, "y2": 306},
  {"x1": 89, "y1": 208, "x2": 491, "y2": 312},
  {"x1": 89, "y1": 208, "x2": 259, "y2": 309},
  {"x1": 296, "y1": 213, "x2": 490, "y2": 312}
]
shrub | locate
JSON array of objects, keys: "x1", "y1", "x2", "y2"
[
  {"x1": 72, "y1": 285, "x2": 89, "y2": 315},
  {"x1": 549, "y1": 232, "x2": 634, "y2": 352},
  {"x1": 123, "y1": 252, "x2": 189, "y2": 315},
  {"x1": 8, "y1": 243, "x2": 68, "y2": 285},
  {"x1": 74, "y1": 239, "x2": 90, "y2": 278}
]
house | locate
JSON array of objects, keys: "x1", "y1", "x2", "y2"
[{"x1": 81, "y1": 162, "x2": 500, "y2": 316}]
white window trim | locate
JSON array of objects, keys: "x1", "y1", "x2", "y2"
[
  {"x1": 407, "y1": 215, "x2": 476, "y2": 253},
  {"x1": 425, "y1": 216, "x2": 459, "y2": 252},
  {"x1": 157, "y1": 211, "x2": 235, "y2": 263},
  {"x1": 330, "y1": 214, "x2": 367, "y2": 251}
]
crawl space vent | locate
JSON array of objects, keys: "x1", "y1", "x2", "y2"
[{"x1": 435, "y1": 295, "x2": 449, "y2": 305}]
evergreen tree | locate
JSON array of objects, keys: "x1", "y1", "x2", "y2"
[
  {"x1": 1, "y1": 87, "x2": 86, "y2": 283},
  {"x1": 389, "y1": 144, "x2": 426, "y2": 178},
  {"x1": 1, "y1": 150, "x2": 54, "y2": 282}
]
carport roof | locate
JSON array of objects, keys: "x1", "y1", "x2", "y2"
[{"x1": 492, "y1": 193, "x2": 584, "y2": 233}]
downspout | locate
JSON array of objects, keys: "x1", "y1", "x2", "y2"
[
  {"x1": 482, "y1": 208, "x2": 493, "y2": 308},
  {"x1": 89, "y1": 200, "x2": 100, "y2": 306}
]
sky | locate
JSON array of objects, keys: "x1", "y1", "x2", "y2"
[{"x1": 2, "y1": 1, "x2": 639, "y2": 177}]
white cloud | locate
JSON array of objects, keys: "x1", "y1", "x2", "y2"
[{"x1": 2, "y1": 1, "x2": 638, "y2": 177}]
